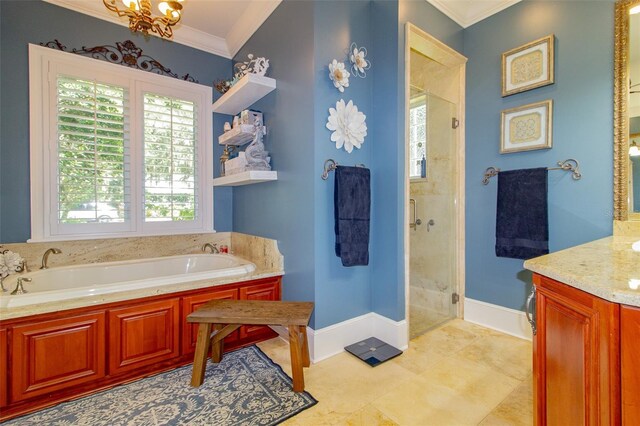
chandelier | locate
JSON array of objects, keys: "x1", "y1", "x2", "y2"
[{"x1": 103, "y1": 0, "x2": 185, "y2": 39}]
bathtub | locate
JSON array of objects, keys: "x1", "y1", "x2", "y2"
[{"x1": 0, "y1": 254, "x2": 255, "y2": 309}]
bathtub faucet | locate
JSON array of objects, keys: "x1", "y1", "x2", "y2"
[
  {"x1": 201, "y1": 243, "x2": 219, "y2": 254},
  {"x1": 11, "y1": 277, "x2": 31, "y2": 295},
  {"x1": 40, "y1": 248, "x2": 62, "y2": 269}
]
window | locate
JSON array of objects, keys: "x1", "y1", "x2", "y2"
[
  {"x1": 409, "y1": 95, "x2": 427, "y2": 179},
  {"x1": 29, "y1": 44, "x2": 213, "y2": 241}
]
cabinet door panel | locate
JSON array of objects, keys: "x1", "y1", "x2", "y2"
[
  {"x1": 108, "y1": 299, "x2": 180, "y2": 375},
  {"x1": 182, "y1": 288, "x2": 238, "y2": 355},
  {"x1": 0, "y1": 329, "x2": 7, "y2": 408},
  {"x1": 239, "y1": 281, "x2": 280, "y2": 340},
  {"x1": 622, "y1": 305, "x2": 640, "y2": 424},
  {"x1": 533, "y1": 274, "x2": 619, "y2": 426},
  {"x1": 11, "y1": 313, "x2": 105, "y2": 402}
]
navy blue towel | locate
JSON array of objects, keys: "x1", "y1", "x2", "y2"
[
  {"x1": 495, "y1": 168, "x2": 549, "y2": 260},
  {"x1": 334, "y1": 166, "x2": 370, "y2": 267}
]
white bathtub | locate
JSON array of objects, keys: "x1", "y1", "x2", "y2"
[{"x1": 0, "y1": 254, "x2": 255, "y2": 309}]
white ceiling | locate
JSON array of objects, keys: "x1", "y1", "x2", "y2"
[
  {"x1": 426, "y1": 0, "x2": 522, "y2": 28},
  {"x1": 45, "y1": 1, "x2": 523, "y2": 58},
  {"x1": 43, "y1": 0, "x2": 281, "y2": 58}
]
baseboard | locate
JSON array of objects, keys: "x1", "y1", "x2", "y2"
[
  {"x1": 271, "y1": 313, "x2": 408, "y2": 363},
  {"x1": 463, "y1": 298, "x2": 532, "y2": 341}
]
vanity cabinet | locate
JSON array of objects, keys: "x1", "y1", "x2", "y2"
[
  {"x1": 108, "y1": 299, "x2": 180, "y2": 375},
  {"x1": 10, "y1": 312, "x2": 106, "y2": 403},
  {"x1": 621, "y1": 305, "x2": 640, "y2": 424},
  {"x1": 533, "y1": 274, "x2": 620, "y2": 425}
]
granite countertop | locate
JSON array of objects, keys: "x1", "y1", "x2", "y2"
[{"x1": 524, "y1": 236, "x2": 640, "y2": 307}]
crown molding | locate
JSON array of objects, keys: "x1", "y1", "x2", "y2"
[
  {"x1": 426, "y1": 0, "x2": 522, "y2": 28},
  {"x1": 43, "y1": 0, "x2": 232, "y2": 58},
  {"x1": 225, "y1": 0, "x2": 281, "y2": 58}
]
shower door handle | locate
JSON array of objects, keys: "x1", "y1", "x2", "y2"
[{"x1": 409, "y1": 199, "x2": 421, "y2": 230}]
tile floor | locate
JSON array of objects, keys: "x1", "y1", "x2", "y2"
[{"x1": 258, "y1": 319, "x2": 533, "y2": 425}]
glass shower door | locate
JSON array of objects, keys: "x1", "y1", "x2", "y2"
[{"x1": 409, "y1": 92, "x2": 458, "y2": 339}]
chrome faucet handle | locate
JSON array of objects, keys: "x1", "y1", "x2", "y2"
[
  {"x1": 41, "y1": 248, "x2": 62, "y2": 269},
  {"x1": 11, "y1": 277, "x2": 32, "y2": 295},
  {"x1": 201, "y1": 243, "x2": 219, "y2": 254}
]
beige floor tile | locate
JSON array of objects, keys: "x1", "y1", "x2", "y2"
[
  {"x1": 480, "y1": 376, "x2": 533, "y2": 426},
  {"x1": 372, "y1": 357, "x2": 520, "y2": 425},
  {"x1": 455, "y1": 333, "x2": 532, "y2": 381},
  {"x1": 342, "y1": 404, "x2": 399, "y2": 425},
  {"x1": 302, "y1": 352, "x2": 418, "y2": 415},
  {"x1": 261, "y1": 320, "x2": 533, "y2": 426}
]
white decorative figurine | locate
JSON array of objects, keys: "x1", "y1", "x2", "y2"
[
  {"x1": 326, "y1": 99, "x2": 367, "y2": 153},
  {"x1": 244, "y1": 119, "x2": 271, "y2": 171},
  {"x1": 328, "y1": 59, "x2": 350, "y2": 93}
]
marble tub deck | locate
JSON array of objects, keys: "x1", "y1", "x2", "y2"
[
  {"x1": 524, "y1": 236, "x2": 640, "y2": 307},
  {"x1": 0, "y1": 232, "x2": 284, "y2": 320}
]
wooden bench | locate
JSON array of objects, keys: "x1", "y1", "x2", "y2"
[{"x1": 187, "y1": 299, "x2": 314, "y2": 392}]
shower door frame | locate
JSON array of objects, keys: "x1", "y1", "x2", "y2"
[{"x1": 404, "y1": 23, "x2": 467, "y2": 333}]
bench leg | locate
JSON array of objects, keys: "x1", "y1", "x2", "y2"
[
  {"x1": 288, "y1": 325, "x2": 305, "y2": 392},
  {"x1": 301, "y1": 325, "x2": 310, "y2": 368},
  {"x1": 191, "y1": 323, "x2": 212, "y2": 387},
  {"x1": 210, "y1": 324, "x2": 224, "y2": 363}
]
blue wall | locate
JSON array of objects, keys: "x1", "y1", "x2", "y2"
[
  {"x1": 463, "y1": 0, "x2": 614, "y2": 310},
  {"x1": 312, "y1": 0, "x2": 373, "y2": 328},
  {"x1": 0, "y1": 1, "x2": 232, "y2": 243},
  {"x1": 232, "y1": 1, "x2": 318, "y2": 321}
]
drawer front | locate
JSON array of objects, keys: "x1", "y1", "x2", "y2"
[
  {"x1": 11, "y1": 313, "x2": 106, "y2": 402},
  {"x1": 182, "y1": 288, "x2": 238, "y2": 355},
  {"x1": 108, "y1": 299, "x2": 180, "y2": 375}
]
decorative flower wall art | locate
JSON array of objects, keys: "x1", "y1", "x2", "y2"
[
  {"x1": 349, "y1": 42, "x2": 370, "y2": 78},
  {"x1": 326, "y1": 99, "x2": 367, "y2": 153},
  {"x1": 328, "y1": 59, "x2": 350, "y2": 93}
]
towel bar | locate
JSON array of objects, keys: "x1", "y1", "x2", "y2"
[
  {"x1": 321, "y1": 159, "x2": 366, "y2": 180},
  {"x1": 482, "y1": 158, "x2": 582, "y2": 185}
]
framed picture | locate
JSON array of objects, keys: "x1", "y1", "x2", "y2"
[
  {"x1": 501, "y1": 100, "x2": 553, "y2": 154},
  {"x1": 502, "y1": 35, "x2": 554, "y2": 97}
]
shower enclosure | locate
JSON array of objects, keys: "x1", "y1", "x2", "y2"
[{"x1": 406, "y1": 27, "x2": 466, "y2": 340}]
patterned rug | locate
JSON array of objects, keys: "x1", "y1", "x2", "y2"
[{"x1": 6, "y1": 345, "x2": 317, "y2": 426}]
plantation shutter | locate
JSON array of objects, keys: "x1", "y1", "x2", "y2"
[
  {"x1": 143, "y1": 93, "x2": 198, "y2": 222},
  {"x1": 56, "y1": 76, "x2": 129, "y2": 225}
]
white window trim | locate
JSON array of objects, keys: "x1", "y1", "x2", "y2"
[{"x1": 29, "y1": 44, "x2": 214, "y2": 242}]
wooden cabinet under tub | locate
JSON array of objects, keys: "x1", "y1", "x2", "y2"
[
  {"x1": 11, "y1": 312, "x2": 106, "y2": 403},
  {"x1": 0, "y1": 275, "x2": 281, "y2": 422},
  {"x1": 108, "y1": 299, "x2": 181, "y2": 375}
]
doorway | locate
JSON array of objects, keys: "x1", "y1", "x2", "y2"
[{"x1": 405, "y1": 24, "x2": 467, "y2": 339}]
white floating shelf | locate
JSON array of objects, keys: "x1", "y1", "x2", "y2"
[
  {"x1": 218, "y1": 124, "x2": 260, "y2": 146},
  {"x1": 212, "y1": 74, "x2": 276, "y2": 115},
  {"x1": 213, "y1": 170, "x2": 278, "y2": 187}
]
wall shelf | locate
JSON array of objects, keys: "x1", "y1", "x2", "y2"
[
  {"x1": 213, "y1": 170, "x2": 278, "y2": 187},
  {"x1": 218, "y1": 124, "x2": 259, "y2": 146},
  {"x1": 212, "y1": 74, "x2": 276, "y2": 115}
]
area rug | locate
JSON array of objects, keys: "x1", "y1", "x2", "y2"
[{"x1": 5, "y1": 345, "x2": 317, "y2": 426}]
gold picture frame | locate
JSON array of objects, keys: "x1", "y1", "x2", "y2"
[
  {"x1": 502, "y1": 35, "x2": 555, "y2": 97},
  {"x1": 500, "y1": 100, "x2": 553, "y2": 154}
]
